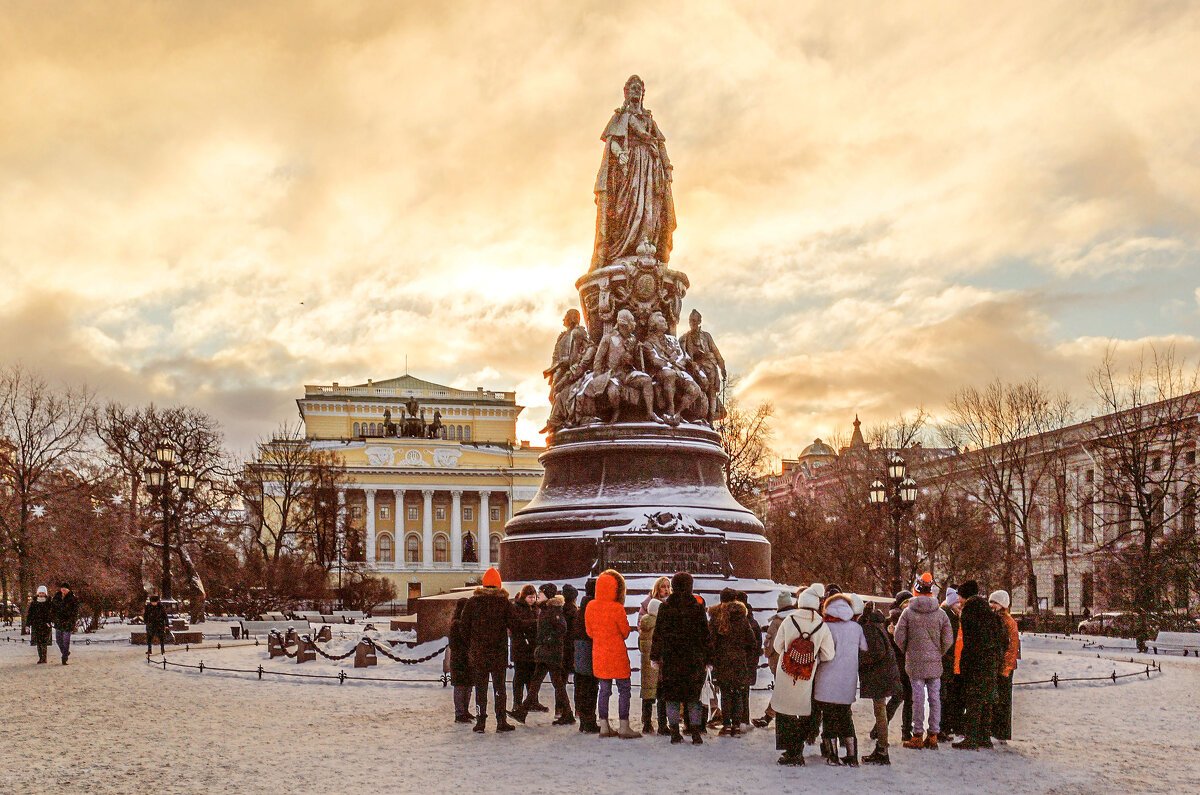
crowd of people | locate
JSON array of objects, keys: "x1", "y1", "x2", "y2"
[{"x1": 448, "y1": 567, "x2": 1022, "y2": 767}]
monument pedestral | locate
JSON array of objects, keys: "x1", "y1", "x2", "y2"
[{"x1": 500, "y1": 75, "x2": 770, "y2": 584}]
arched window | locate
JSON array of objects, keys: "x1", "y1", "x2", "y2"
[
  {"x1": 463, "y1": 425, "x2": 471, "y2": 441},
  {"x1": 439, "y1": 426, "x2": 447, "y2": 439},
  {"x1": 369, "y1": 422, "x2": 377, "y2": 436},
  {"x1": 353, "y1": 422, "x2": 360, "y2": 436},
  {"x1": 405, "y1": 534, "x2": 421, "y2": 563},
  {"x1": 434, "y1": 533, "x2": 449, "y2": 563},
  {"x1": 377, "y1": 533, "x2": 394, "y2": 563},
  {"x1": 490, "y1": 533, "x2": 502, "y2": 563}
]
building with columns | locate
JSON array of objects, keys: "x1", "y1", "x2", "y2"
[{"x1": 298, "y1": 374, "x2": 545, "y2": 598}]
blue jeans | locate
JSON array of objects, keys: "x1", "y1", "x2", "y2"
[
  {"x1": 911, "y1": 675, "x2": 942, "y2": 735},
  {"x1": 56, "y1": 630, "x2": 72, "y2": 661},
  {"x1": 597, "y1": 677, "x2": 631, "y2": 721},
  {"x1": 666, "y1": 700, "x2": 703, "y2": 729}
]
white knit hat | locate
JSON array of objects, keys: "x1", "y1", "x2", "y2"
[
  {"x1": 849, "y1": 593, "x2": 864, "y2": 617},
  {"x1": 36, "y1": 585, "x2": 48, "y2": 596},
  {"x1": 943, "y1": 587, "x2": 960, "y2": 607},
  {"x1": 989, "y1": 590, "x2": 1011, "y2": 609},
  {"x1": 795, "y1": 583, "x2": 825, "y2": 611}
]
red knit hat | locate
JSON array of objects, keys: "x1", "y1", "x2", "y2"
[{"x1": 482, "y1": 568, "x2": 502, "y2": 588}]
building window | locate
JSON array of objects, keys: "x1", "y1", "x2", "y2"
[
  {"x1": 1082, "y1": 493, "x2": 1094, "y2": 545},
  {"x1": 353, "y1": 422, "x2": 360, "y2": 436},
  {"x1": 1027, "y1": 574, "x2": 1038, "y2": 609},
  {"x1": 435, "y1": 506, "x2": 446, "y2": 521},
  {"x1": 1081, "y1": 573, "x2": 1094, "y2": 609},
  {"x1": 1117, "y1": 501, "x2": 1131, "y2": 536},
  {"x1": 490, "y1": 533, "x2": 501, "y2": 562},
  {"x1": 379, "y1": 505, "x2": 391, "y2": 520},
  {"x1": 1151, "y1": 489, "x2": 1164, "y2": 532},
  {"x1": 1085, "y1": 468, "x2": 1094, "y2": 482},
  {"x1": 1186, "y1": 451, "x2": 1196, "y2": 466},
  {"x1": 1181, "y1": 486, "x2": 1196, "y2": 536},
  {"x1": 1053, "y1": 574, "x2": 1066, "y2": 608},
  {"x1": 407, "y1": 506, "x2": 419, "y2": 521},
  {"x1": 463, "y1": 506, "x2": 474, "y2": 522},
  {"x1": 434, "y1": 534, "x2": 449, "y2": 563},
  {"x1": 377, "y1": 533, "x2": 394, "y2": 563},
  {"x1": 490, "y1": 507, "x2": 501, "y2": 522},
  {"x1": 405, "y1": 534, "x2": 421, "y2": 563},
  {"x1": 1152, "y1": 455, "x2": 1162, "y2": 471},
  {"x1": 350, "y1": 505, "x2": 363, "y2": 519},
  {"x1": 1174, "y1": 572, "x2": 1190, "y2": 608},
  {"x1": 1027, "y1": 506, "x2": 1042, "y2": 546},
  {"x1": 464, "y1": 426, "x2": 471, "y2": 441},
  {"x1": 369, "y1": 422, "x2": 377, "y2": 436}
]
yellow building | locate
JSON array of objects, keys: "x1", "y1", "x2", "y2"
[{"x1": 298, "y1": 374, "x2": 544, "y2": 598}]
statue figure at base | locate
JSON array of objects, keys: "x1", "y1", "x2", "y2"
[
  {"x1": 679, "y1": 309, "x2": 727, "y2": 423},
  {"x1": 585, "y1": 309, "x2": 663, "y2": 425},
  {"x1": 643, "y1": 311, "x2": 704, "y2": 426},
  {"x1": 542, "y1": 309, "x2": 595, "y2": 434}
]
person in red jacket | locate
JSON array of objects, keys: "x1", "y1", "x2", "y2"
[{"x1": 586, "y1": 569, "x2": 641, "y2": 738}]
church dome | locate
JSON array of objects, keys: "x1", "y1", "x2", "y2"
[{"x1": 799, "y1": 438, "x2": 837, "y2": 460}]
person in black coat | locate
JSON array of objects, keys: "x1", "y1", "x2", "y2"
[
  {"x1": 953, "y1": 587, "x2": 1005, "y2": 750},
  {"x1": 710, "y1": 589, "x2": 758, "y2": 736},
  {"x1": 571, "y1": 578, "x2": 600, "y2": 733},
  {"x1": 460, "y1": 568, "x2": 517, "y2": 732},
  {"x1": 26, "y1": 585, "x2": 54, "y2": 664},
  {"x1": 511, "y1": 596, "x2": 574, "y2": 725},
  {"x1": 858, "y1": 602, "x2": 903, "y2": 764},
  {"x1": 51, "y1": 583, "x2": 80, "y2": 665},
  {"x1": 448, "y1": 599, "x2": 474, "y2": 723},
  {"x1": 143, "y1": 595, "x2": 169, "y2": 655},
  {"x1": 884, "y1": 591, "x2": 914, "y2": 741},
  {"x1": 939, "y1": 587, "x2": 963, "y2": 740},
  {"x1": 510, "y1": 584, "x2": 539, "y2": 712},
  {"x1": 561, "y1": 583, "x2": 578, "y2": 675},
  {"x1": 736, "y1": 591, "x2": 762, "y2": 725},
  {"x1": 649, "y1": 571, "x2": 710, "y2": 744}
]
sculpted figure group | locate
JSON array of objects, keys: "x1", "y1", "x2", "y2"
[{"x1": 541, "y1": 306, "x2": 725, "y2": 433}]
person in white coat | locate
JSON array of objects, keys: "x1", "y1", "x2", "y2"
[
  {"x1": 770, "y1": 583, "x2": 835, "y2": 766},
  {"x1": 812, "y1": 593, "x2": 869, "y2": 766}
]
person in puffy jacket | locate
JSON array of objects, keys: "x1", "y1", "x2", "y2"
[
  {"x1": 894, "y1": 573, "x2": 954, "y2": 749},
  {"x1": 571, "y1": 578, "x2": 599, "y2": 733},
  {"x1": 460, "y1": 568, "x2": 517, "y2": 733},
  {"x1": 709, "y1": 588, "x2": 758, "y2": 737},
  {"x1": 953, "y1": 581, "x2": 1006, "y2": 750},
  {"x1": 510, "y1": 584, "x2": 539, "y2": 712},
  {"x1": 651, "y1": 571, "x2": 711, "y2": 745},
  {"x1": 770, "y1": 583, "x2": 836, "y2": 766},
  {"x1": 26, "y1": 585, "x2": 54, "y2": 664},
  {"x1": 638, "y1": 598, "x2": 668, "y2": 735},
  {"x1": 586, "y1": 569, "x2": 640, "y2": 738},
  {"x1": 144, "y1": 595, "x2": 169, "y2": 656},
  {"x1": 989, "y1": 590, "x2": 1020, "y2": 743},
  {"x1": 813, "y1": 592, "x2": 868, "y2": 766},
  {"x1": 512, "y1": 595, "x2": 574, "y2": 725},
  {"x1": 858, "y1": 601, "x2": 903, "y2": 765}
]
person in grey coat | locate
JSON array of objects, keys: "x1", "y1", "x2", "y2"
[
  {"x1": 812, "y1": 593, "x2": 868, "y2": 766},
  {"x1": 894, "y1": 573, "x2": 954, "y2": 748}
]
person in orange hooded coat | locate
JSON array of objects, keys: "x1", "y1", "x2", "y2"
[{"x1": 585, "y1": 569, "x2": 640, "y2": 738}]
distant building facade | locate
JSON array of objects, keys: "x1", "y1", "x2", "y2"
[{"x1": 297, "y1": 374, "x2": 544, "y2": 598}]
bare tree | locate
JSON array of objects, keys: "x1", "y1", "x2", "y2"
[
  {"x1": 1086, "y1": 344, "x2": 1200, "y2": 648},
  {"x1": 717, "y1": 396, "x2": 774, "y2": 509},
  {"x1": 0, "y1": 366, "x2": 95, "y2": 628},
  {"x1": 939, "y1": 377, "x2": 1075, "y2": 619},
  {"x1": 866, "y1": 407, "x2": 930, "y2": 450}
]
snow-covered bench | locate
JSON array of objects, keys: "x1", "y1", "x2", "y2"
[
  {"x1": 294, "y1": 611, "x2": 325, "y2": 623},
  {"x1": 1148, "y1": 631, "x2": 1200, "y2": 656},
  {"x1": 239, "y1": 620, "x2": 310, "y2": 638},
  {"x1": 333, "y1": 610, "x2": 366, "y2": 624}
]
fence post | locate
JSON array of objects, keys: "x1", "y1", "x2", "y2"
[
  {"x1": 339, "y1": 670, "x2": 347, "y2": 684},
  {"x1": 199, "y1": 660, "x2": 205, "y2": 674},
  {"x1": 257, "y1": 665, "x2": 264, "y2": 680},
  {"x1": 1051, "y1": 673, "x2": 1058, "y2": 688}
]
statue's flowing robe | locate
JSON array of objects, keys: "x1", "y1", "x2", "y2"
[{"x1": 591, "y1": 107, "x2": 676, "y2": 270}]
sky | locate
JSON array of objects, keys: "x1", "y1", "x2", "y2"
[{"x1": 2, "y1": 1, "x2": 1199, "y2": 461}]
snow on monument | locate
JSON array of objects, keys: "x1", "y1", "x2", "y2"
[{"x1": 499, "y1": 76, "x2": 770, "y2": 583}]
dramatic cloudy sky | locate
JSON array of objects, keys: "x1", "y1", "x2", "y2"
[{"x1": 3, "y1": 1, "x2": 1199, "y2": 458}]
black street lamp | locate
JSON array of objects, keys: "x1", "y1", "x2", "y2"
[
  {"x1": 144, "y1": 443, "x2": 196, "y2": 601},
  {"x1": 869, "y1": 452, "x2": 918, "y2": 596}
]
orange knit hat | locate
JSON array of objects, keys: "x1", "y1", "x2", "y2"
[{"x1": 482, "y1": 567, "x2": 502, "y2": 588}]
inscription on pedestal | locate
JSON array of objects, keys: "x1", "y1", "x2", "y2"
[{"x1": 597, "y1": 532, "x2": 731, "y2": 576}]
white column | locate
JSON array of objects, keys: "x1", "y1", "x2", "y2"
[
  {"x1": 392, "y1": 488, "x2": 406, "y2": 562},
  {"x1": 450, "y1": 490, "x2": 463, "y2": 569},
  {"x1": 478, "y1": 490, "x2": 491, "y2": 570},
  {"x1": 364, "y1": 488, "x2": 377, "y2": 568},
  {"x1": 421, "y1": 489, "x2": 434, "y2": 566}
]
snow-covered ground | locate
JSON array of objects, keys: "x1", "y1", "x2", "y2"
[{"x1": 2, "y1": 623, "x2": 1198, "y2": 794}]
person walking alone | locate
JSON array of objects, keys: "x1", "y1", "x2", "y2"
[
  {"x1": 51, "y1": 583, "x2": 79, "y2": 665},
  {"x1": 586, "y1": 569, "x2": 640, "y2": 738},
  {"x1": 894, "y1": 573, "x2": 954, "y2": 750},
  {"x1": 144, "y1": 595, "x2": 169, "y2": 656},
  {"x1": 26, "y1": 586, "x2": 53, "y2": 664}
]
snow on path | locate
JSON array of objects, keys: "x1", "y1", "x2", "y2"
[{"x1": 2, "y1": 630, "x2": 1197, "y2": 794}]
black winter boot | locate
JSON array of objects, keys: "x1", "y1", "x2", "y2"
[
  {"x1": 657, "y1": 700, "x2": 670, "y2": 735},
  {"x1": 579, "y1": 719, "x2": 600, "y2": 734},
  {"x1": 670, "y1": 725, "x2": 684, "y2": 744},
  {"x1": 690, "y1": 729, "x2": 704, "y2": 745},
  {"x1": 842, "y1": 737, "x2": 859, "y2": 767},
  {"x1": 496, "y1": 718, "x2": 516, "y2": 732},
  {"x1": 863, "y1": 744, "x2": 890, "y2": 765},
  {"x1": 777, "y1": 751, "x2": 804, "y2": 766},
  {"x1": 473, "y1": 716, "x2": 487, "y2": 733},
  {"x1": 822, "y1": 738, "x2": 843, "y2": 766},
  {"x1": 641, "y1": 700, "x2": 655, "y2": 734}
]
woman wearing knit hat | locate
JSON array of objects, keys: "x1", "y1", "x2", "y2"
[
  {"x1": 894, "y1": 574, "x2": 954, "y2": 750},
  {"x1": 989, "y1": 590, "x2": 1020, "y2": 743},
  {"x1": 770, "y1": 583, "x2": 835, "y2": 766},
  {"x1": 26, "y1": 586, "x2": 53, "y2": 664},
  {"x1": 812, "y1": 592, "x2": 869, "y2": 766}
]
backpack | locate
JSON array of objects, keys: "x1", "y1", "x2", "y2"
[{"x1": 779, "y1": 615, "x2": 824, "y2": 683}]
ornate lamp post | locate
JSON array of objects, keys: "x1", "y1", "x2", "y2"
[
  {"x1": 869, "y1": 452, "x2": 918, "y2": 595},
  {"x1": 144, "y1": 443, "x2": 196, "y2": 601}
]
